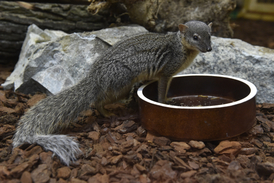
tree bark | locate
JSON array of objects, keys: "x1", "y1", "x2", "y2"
[
  {"x1": 0, "y1": 1, "x2": 111, "y2": 63},
  {"x1": 8, "y1": 0, "x2": 90, "y2": 5},
  {"x1": 1, "y1": 0, "x2": 236, "y2": 64}
]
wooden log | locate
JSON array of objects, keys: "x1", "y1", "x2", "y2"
[
  {"x1": 88, "y1": 0, "x2": 236, "y2": 37},
  {"x1": 0, "y1": 1, "x2": 110, "y2": 63},
  {"x1": 1, "y1": 0, "x2": 236, "y2": 64},
  {"x1": 8, "y1": 0, "x2": 90, "y2": 5}
]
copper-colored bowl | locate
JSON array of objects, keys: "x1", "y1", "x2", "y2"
[{"x1": 137, "y1": 74, "x2": 257, "y2": 141}]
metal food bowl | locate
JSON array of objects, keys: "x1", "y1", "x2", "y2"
[{"x1": 137, "y1": 74, "x2": 257, "y2": 141}]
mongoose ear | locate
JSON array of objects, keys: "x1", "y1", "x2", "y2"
[
  {"x1": 178, "y1": 24, "x2": 188, "y2": 33},
  {"x1": 208, "y1": 22, "x2": 213, "y2": 32}
]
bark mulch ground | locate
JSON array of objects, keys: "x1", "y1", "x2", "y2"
[{"x1": 1, "y1": 80, "x2": 274, "y2": 183}]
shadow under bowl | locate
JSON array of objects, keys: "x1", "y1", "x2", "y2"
[{"x1": 137, "y1": 74, "x2": 257, "y2": 141}]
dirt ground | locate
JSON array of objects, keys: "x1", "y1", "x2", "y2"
[{"x1": 1, "y1": 19, "x2": 274, "y2": 183}]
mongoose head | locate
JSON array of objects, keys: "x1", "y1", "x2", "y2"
[{"x1": 179, "y1": 21, "x2": 212, "y2": 53}]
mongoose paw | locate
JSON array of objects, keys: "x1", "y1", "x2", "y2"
[
  {"x1": 97, "y1": 107, "x2": 116, "y2": 118},
  {"x1": 103, "y1": 111, "x2": 116, "y2": 118},
  {"x1": 165, "y1": 98, "x2": 173, "y2": 104}
]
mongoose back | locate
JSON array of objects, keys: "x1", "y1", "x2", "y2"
[{"x1": 13, "y1": 21, "x2": 212, "y2": 165}]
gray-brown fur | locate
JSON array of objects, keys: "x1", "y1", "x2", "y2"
[{"x1": 13, "y1": 21, "x2": 212, "y2": 165}]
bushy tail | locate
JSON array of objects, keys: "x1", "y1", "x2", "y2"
[
  {"x1": 13, "y1": 78, "x2": 98, "y2": 165},
  {"x1": 26, "y1": 135, "x2": 81, "y2": 165}
]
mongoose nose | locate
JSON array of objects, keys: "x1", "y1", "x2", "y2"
[{"x1": 207, "y1": 47, "x2": 212, "y2": 52}]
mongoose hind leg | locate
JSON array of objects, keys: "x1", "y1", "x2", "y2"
[
  {"x1": 95, "y1": 96, "x2": 117, "y2": 117},
  {"x1": 97, "y1": 105, "x2": 116, "y2": 118}
]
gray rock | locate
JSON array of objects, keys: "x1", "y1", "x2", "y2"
[
  {"x1": 181, "y1": 36, "x2": 274, "y2": 103},
  {"x1": 2, "y1": 26, "x2": 274, "y2": 103},
  {"x1": 2, "y1": 24, "x2": 148, "y2": 95}
]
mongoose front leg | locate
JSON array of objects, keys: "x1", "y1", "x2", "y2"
[{"x1": 158, "y1": 76, "x2": 172, "y2": 103}]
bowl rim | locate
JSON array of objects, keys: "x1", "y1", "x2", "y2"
[{"x1": 137, "y1": 74, "x2": 257, "y2": 110}]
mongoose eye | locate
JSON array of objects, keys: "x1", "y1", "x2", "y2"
[{"x1": 193, "y1": 35, "x2": 199, "y2": 40}]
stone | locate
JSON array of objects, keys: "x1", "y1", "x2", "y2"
[
  {"x1": 214, "y1": 141, "x2": 241, "y2": 155},
  {"x1": 39, "y1": 151, "x2": 53, "y2": 164},
  {"x1": 124, "y1": 154, "x2": 142, "y2": 165},
  {"x1": 188, "y1": 140, "x2": 205, "y2": 149},
  {"x1": 57, "y1": 167, "x2": 71, "y2": 179},
  {"x1": 257, "y1": 116, "x2": 274, "y2": 132},
  {"x1": 0, "y1": 125, "x2": 15, "y2": 138},
  {"x1": 58, "y1": 178, "x2": 67, "y2": 183},
  {"x1": 139, "y1": 174, "x2": 150, "y2": 183},
  {"x1": 49, "y1": 179, "x2": 57, "y2": 183},
  {"x1": 0, "y1": 106, "x2": 16, "y2": 114},
  {"x1": 256, "y1": 162, "x2": 274, "y2": 177},
  {"x1": 135, "y1": 164, "x2": 147, "y2": 173},
  {"x1": 2, "y1": 24, "x2": 147, "y2": 95},
  {"x1": 0, "y1": 165, "x2": 10, "y2": 179},
  {"x1": 250, "y1": 125, "x2": 264, "y2": 135},
  {"x1": 262, "y1": 103, "x2": 274, "y2": 109},
  {"x1": 79, "y1": 164, "x2": 96, "y2": 178},
  {"x1": 227, "y1": 160, "x2": 242, "y2": 171},
  {"x1": 88, "y1": 131, "x2": 100, "y2": 143},
  {"x1": 188, "y1": 161, "x2": 199, "y2": 170},
  {"x1": 149, "y1": 160, "x2": 177, "y2": 181},
  {"x1": 27, "y1": 94, "x2": 46, "y2": 107},
  {"x1": 263, "y1": 142, "x2": 274, "y2": 154},
  {"x1": 145, "y1": 132, "x2": 155, "y2": 143},
  {"x1": 121, "y1": 139, "x2": 134, "y2": 149},
  {"x1": 250, "y1": 138, "x2": 263, "y2": 148},
  {"x1": 136, "y1": 126, "x2": 146, "y2": 137},
  {"x1": 236, "y1": 155, "x2": 251, "y2": 169},
  {"x1": 153, "y1": 137, "x2": 171, "y2": 146},
  {"x1": 5, "y1": 179, "x2": 20, "y2": 183},
  {"x1": 170, "y1": 142, "x2": 191, "y2": 153},
  {"x1": 136, "y1": 144, "x2": 149, "y2": 153},
  {"x1": 70, "y1": 168, "x2": 78, "y2": 180},
  {"x1": 239, "y1": 148, "x2": 257, "y2": 155},
  {"x1": 115, "y1": 120, "x2": 138, "y2": 134},
  {"x1": 10, "y1": 162, "x2": 29, "y2": 178},
  {"x1": 7, "y1": 148, "x2": 20, "y2": 164},
  {"x1": 31, "y1": 164, "x2": 50, "y2": 183},
  {"x1": 70, "y1": 178, "x2": 87, "y2": 183},
  {"x1": 182, "y1": 37, "x2": 274, "y2": 103},
  {"x1": 109, "y1": 155, "x2": 123, "y2": 164},
  {"x1": 20, "y1": 171, "x2": 32, "y2": 183},
  {"x1": 180, "y1": 170, "x2": 197, "y2": 179},
  {"x1": 28, "y1": 154, "x2": 40, "y2": 168},
  {"x1": 131, "y1": 165, "x2": 141, "y2": 176},
  {"x1": 101, "y1": 157, "x2": 108, "y2": 166},
  {"x1": 250, "y1": 156, "x2": 263, "y2": 169},
  {"x1": 24, "y1": 146, "x2": 43, "y2": 158},
  {"x1": 87, "y1": 173, "x2": 109, "y2": 183},
  {"x1": 4, "y1": 24, "x2": 274, "y2": 104}
]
